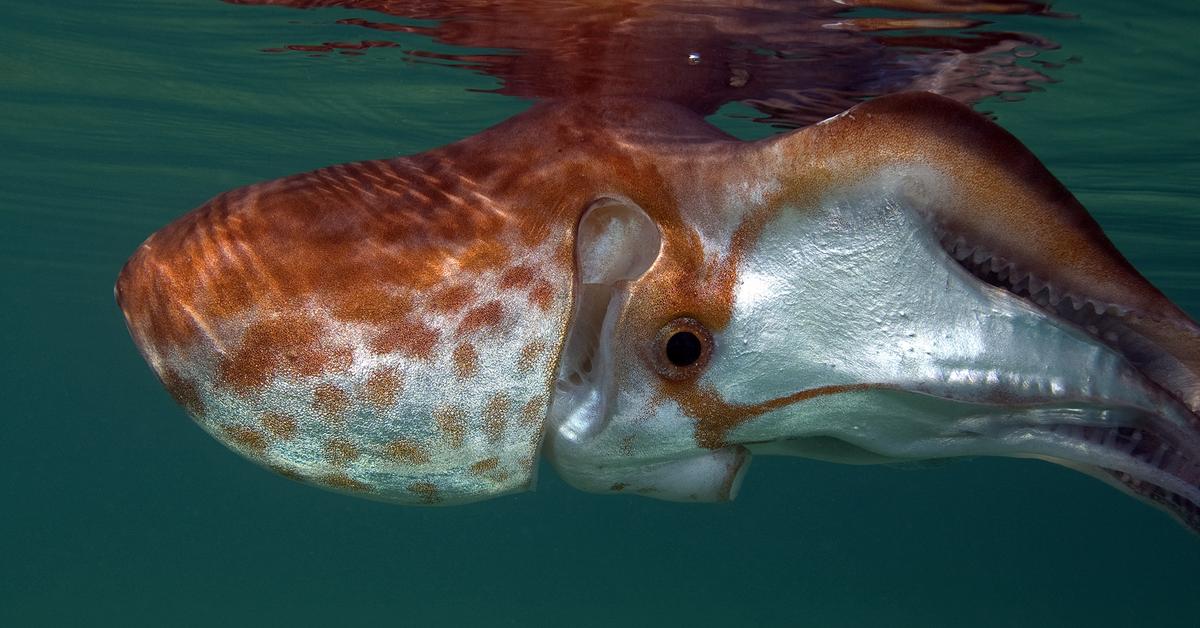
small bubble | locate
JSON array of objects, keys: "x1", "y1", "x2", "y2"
[{"x1": 687, "y1": 52, "x2": 701, "y2": 65}]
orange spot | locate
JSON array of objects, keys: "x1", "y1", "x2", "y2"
[
  {"x1": 516, "y1": 340, "x2": 547, "y2": 374},
  {"x1": 482, "y1": 393, "x2": 509, "y2": 443},
  {"x1": 452, "y1": 343, "x2": 479, "y2": 379},
  {"x1": 260, "y1": 412, "x2": 298, "y2": 440},
  {"x1": 435, "y1": 405, "x2": 467, "y2": 448},
  {"x1": 528, "y1": 280, "x2": 554, "y2": 311},
  {"x1": 427, "y1": 284, "x2": 476, "y2": 313},
  {"x1": 313, "y1": 384, "x2": 350, "y2": 421},
  {"x1": 407, "y1": 481, "x2": 441, "y2": 504},
  {"x1": 384, "y1": 439, "x2": 432, "y2": 463},
  {"x1": 362, "y1": 369, "x2": 402, "y2": 408},
  {"x1": 221, "y1": 425, "x2": 268, "y2": 454},
  {"x1": 521, "y1": 394, "x2": 547, "y2": 428},
  {"x1": 303, "y1": 345, "x2": 353, "y2": 378},
  {"x1": 324, "y1": 438, "x2": 359, "y2": 466},
  {"x1": 499, "y1": 265, "x2": 535, "y2": 290},
  {"x1": 369, "y1": 318, "x2": 439, "y2": 360},
  {"x1": 456, "y1": 300, "x2": 504, "y2": 336},
  {"x1": 323, "y1": 474, "x2": 370, "y2": 492},
  {"x1": 385, "y1": 439, "x2": 430, "y2": 465},
  {"x1": 161, "y1": 368, "x2": 204, "y2": 417},
  {"x1": 218, "y1": 314, "x2": 352, "y2": 394},
  {"x1": 469, "y1": 457, "x2": 500, "y2": 475},
  {"x1": 300, "y1": 345, "x2": 354, "y2": 378}
]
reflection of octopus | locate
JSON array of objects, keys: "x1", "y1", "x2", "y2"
[
  {"x1": 117, "y1": 1, "x2": 1200, "y2": 534},
  {"x1": 228, "y1": 0, "x2": 1062, "y2": 126}
]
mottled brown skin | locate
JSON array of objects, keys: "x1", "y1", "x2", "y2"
[
  {"x1": 118, "y1": 96, "x2": 761, "y2": 502},
  {"x1": 117, "y1": 92, "x2": 1198, "y2": 508},
  {"x1": 117, "y1": 96, "x2": 740, "y2": 359}
]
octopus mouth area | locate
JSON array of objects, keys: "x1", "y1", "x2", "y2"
[
  {"x1": 939, "y1": 229, "x2": 1196, "y2": 409},
  {"x1": 768, "y1": 417, "x2": 1200, "y2": 532},
  {"x1": 1004, "y1": 422, "x2": 1200, "y2": 532},
  {"x1": 942, "y1": 231, "x2": 1132, "y2": 343},
  {"x1": 935, "y1": 230, "x2": 1200, "y2": 532}
]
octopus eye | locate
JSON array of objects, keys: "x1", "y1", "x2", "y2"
[{"x1": 652, "y1": 317, "x2": 713, "y2": 380}]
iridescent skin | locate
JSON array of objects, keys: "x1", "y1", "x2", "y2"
[{"x1": 117, "y1": 93, "x2": 1200, "y2": 531}]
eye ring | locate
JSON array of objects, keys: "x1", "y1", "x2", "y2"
[{"x1": 651, "y1": 317, "x2": 713, "y2": 381}]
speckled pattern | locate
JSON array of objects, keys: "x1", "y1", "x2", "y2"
[{"x1": 117, "y1": 94, "x2": 1200, "y2": 526}]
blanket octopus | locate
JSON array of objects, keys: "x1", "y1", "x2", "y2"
[
  {"x1": 117, "y1": 91, "x2": 1200, "y2": 533},
  {"x1": 115, "y1": 0, "x2": 1199, "y2": 532}
]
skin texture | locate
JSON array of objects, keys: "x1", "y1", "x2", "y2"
[
  {"x1": 117, "y1": 92, "x2": 1200, "y2": 532},
  {"x1": 118, "y1": 96, "x2": 737, "y2": 503}
]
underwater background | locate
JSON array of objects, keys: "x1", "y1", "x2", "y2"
[{"x1": 2, "y1": 0, "x2": 1198, "y2": 625}]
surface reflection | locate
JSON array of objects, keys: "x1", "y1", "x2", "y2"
[{"x1": 227, "y1": 0, "x2": 1066, "y2": 127}]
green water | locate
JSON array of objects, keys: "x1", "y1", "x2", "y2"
[{"x1": 3, "y1": 0, "x2": 1199, "y2": 625}]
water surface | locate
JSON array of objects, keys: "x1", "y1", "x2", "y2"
[{"x1": 2, "y1": 0, "x2": 1198, "y2": 625}]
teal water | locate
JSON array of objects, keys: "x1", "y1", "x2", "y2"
[{"x1": 3, "y1": 0, "x2": 1199, "y2": 625}]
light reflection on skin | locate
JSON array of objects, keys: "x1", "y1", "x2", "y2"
[{"x1": 114, "y1": 1, "x2": 1200, "y2": 533}]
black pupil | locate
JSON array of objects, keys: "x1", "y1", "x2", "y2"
[{"x1": 665, "y1": 331, "x2": 703, "y2": 367}]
